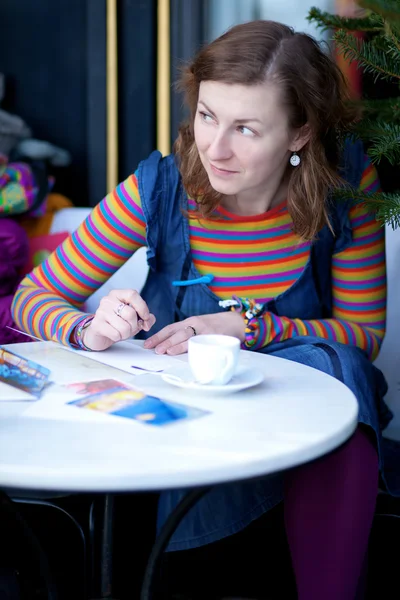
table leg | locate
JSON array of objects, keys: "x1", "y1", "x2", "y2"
[
  {"x1": 91, "y1": 493, "x2": 119, "y2": 600},
  {"x1": 140, "y1": 486, "x2": 210, "y2": 600}
]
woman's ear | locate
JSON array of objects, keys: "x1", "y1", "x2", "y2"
[{"x1": 289, "y1": 123, "x2": 312, "y2": 152}]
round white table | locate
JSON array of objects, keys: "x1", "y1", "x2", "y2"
[
  {"x1": 0, "y1": 340, "x2": 358, "y2": 492},
  {"x1": 0, "y1": 340, "x2": 359, "y2": 599}
]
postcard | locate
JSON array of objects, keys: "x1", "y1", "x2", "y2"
[
  {"x1": 0, "y1": 346, "x2": 51, "y2": 398},
  {"x1": 67, "y1": 385, "x2": 209, "y2": 426}
]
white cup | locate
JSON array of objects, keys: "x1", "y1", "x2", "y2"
[{"x1": 188, "y1": 334, "x2": 240, "y2": 385}]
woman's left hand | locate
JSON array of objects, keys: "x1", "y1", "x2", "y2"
[{"x1": 143, "y1": 311, "x2": 245, "y2": 355}]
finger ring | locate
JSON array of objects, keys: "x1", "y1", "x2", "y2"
[
  {"x1": 115, "y1": 302, "x2": 126, "y2": 318},
  {"x1": 185, "y1": 325, "x2": 197, "y2": 337}
]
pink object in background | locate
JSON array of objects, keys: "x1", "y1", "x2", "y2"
[
  {"x1": 22, "y1": 231, "x2": 69, "y2": 276},
  {"x1": 335, "y1": 0, "x2": 364, "y2": 99}
]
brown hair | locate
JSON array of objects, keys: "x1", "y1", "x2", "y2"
[{"x1": 174, "y1": 20, "x2": 359, "y2": 240}]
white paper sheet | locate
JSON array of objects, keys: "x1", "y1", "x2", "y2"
[
  {"x1": 0, "y1": 381, "x2": 36, "y2": 402},
  {"x1": 62, "y1": 340, "x2": 184, "y2": 375}
]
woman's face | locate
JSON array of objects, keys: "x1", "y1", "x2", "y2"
[{"x1": 194, "y1": 80, "x2": 304, "y2": 207}]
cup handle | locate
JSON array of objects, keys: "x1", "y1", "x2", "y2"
[{"x1": 220, "y1": 350, "x2": 235, "y2": 382}]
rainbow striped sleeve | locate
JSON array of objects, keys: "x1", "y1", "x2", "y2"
[
  {"x1": 253, "y1": 156, "x2": 386, "y2": 361},
  {"x1": 11, "y1": 173, "x2": 147, "y2": 345}
]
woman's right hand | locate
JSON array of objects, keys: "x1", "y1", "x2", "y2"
[{"x1": 81, "y1": 289, "x2": 156, "y2": 351}]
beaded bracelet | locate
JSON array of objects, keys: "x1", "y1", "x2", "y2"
[
  {"x1": 73, "y1": 315, "x2": 94, "y2": 351},
  {"x1": 228, "y1": 296, "x2": 264, "y2": 348}
]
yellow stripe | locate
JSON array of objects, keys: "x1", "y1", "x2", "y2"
[
  {"x1": 157, "y1": 0, "x2": 171, "y2": 156},
  {"x1": 334, "y1": 289, "x2": 383, "y2": 301},
  {"x1": 106, "y1": 0, "x2": 118, "y2": 191},
  {"x1": 190, "y1": 215, "x2": 292, "y2": 232}
]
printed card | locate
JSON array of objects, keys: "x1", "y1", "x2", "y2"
[
  {"x1": 63, "y1": 378, "x2": 131, "y2": 396},
  {"x1": 67, "y1": 385, "x2": 209, "y2": 426},
  {"x1": 0, "y1": 346, "x2": 51, "y2": 398}
]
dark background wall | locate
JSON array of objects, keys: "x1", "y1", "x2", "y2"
[
  {"x1": 0, "y1": 0, "x2": 90, "y2": 203},
  {"x1": 118, "y1": 0, "x2": 157, "y2": 182},
  {"x1": 3, "y1": 2, "x2": 393, "y2": 206},
  {"x1": 0, "y1": 0, "x2": 156, "y2": 206},
  {"x1": 170, "y1": 0, "x2": 206, "y2": 146}
]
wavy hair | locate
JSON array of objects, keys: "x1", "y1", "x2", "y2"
[{"x1": 174, "y1": 20, "x2": 359, "y2": 240}]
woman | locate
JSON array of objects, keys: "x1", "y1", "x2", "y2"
[{"x1": 12, "y1": 20, "x2": 393, "y2": 599}]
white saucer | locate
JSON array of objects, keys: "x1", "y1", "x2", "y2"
[{"x1": 161, "y1": 365, "x2": 264, "y2": 393}]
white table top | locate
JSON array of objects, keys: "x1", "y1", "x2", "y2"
[{"x1": 0, "y1": 341, "x2": 358, "y2": 493}]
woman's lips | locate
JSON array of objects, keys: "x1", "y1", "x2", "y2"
[{"x1": 210, "y1": 163, "x2": 239, "y2": 176}]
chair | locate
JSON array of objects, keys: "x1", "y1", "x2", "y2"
[
  {"x1": 0, "y1": 490, "x2": 89, "y2": 600},
  {"x1": 49, "y1": 207, "x2": 150, "y2": 315},
  {"x1": 373, "y1": 223, "x2": 400, "y2": 441}
]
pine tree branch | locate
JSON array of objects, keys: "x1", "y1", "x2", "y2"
[
  {"x1": 307, "y1": 7, "x2": 383, "y2": 33},
  {"x1": 370, "y1": 24, "x2": 400, "y2": 59},
  {"x1": 334, "y1": 29, "x2": 400, "y2": 81},
  {"x1": 384, "y1": 20, "x2": 400, "y2": 52},
  {"x1": 352, "y1": 117, "x2": 398, "y2": 139},
  {"x1": 359, "y1": 97, "x2": 400, "y2": 121},
  {"x1": 310, "y1": 0, "x2": 400, "y2": 229},
  {"x1": 349, "y1": 120, "x2": 400, "y2": 164},
  {"x1": 359, "y1": 0, "x2": 400, "y2": 24},
  {"x1": 333, "y1": 188, "x2": 400, "y2": 229},
  {"x1": 367, "y1": 123, "x2": 400, "y2": 164}
]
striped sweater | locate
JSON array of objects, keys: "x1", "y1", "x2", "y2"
[{"x1": 11, "y1": 155, "x2": 386, "y2": 360}]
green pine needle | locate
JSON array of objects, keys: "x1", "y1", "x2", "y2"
[
  {"x1": 307, "y1": 7, "x2": 383, "y2": 32},
  {"x1": 349, "y1": 121, "x2": 400, "y2": 165},
  {"x1": 351, "y1": 118, "x2": 390, "y2": 140},
  {"x1": 359, "y1": 97, "x2": 400, "y2": 121},
  {"x1": 368, "y1": 123, "x2": 400, "y2": 164},
  {"x1": 359, "y1": 0, "x2": 400, "y2": 24},
  {"x1": 333, "y1": 188, "x2": 400, "y2": 229},
  {"x1": 308, "y1": 4, "x2": 400, "y2": 229},
  {"x1": 334, "y1": 29, "x2": 400, "y2": 81}
]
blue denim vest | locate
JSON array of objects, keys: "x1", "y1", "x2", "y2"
[
  {"x1": 136, "y1": 138, "x2": 364, "y2": 334},
  {"x1": 132, "y1": 141, "x2": 390, "y2": 552}
]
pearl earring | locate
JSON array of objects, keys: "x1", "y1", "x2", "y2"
[{"x1": 290, "y1": 151, "x2": 301, "y2": 167}]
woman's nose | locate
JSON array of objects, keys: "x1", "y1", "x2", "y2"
[{"x1": 207, "y1": 132, "x2": 233, "y2": 161}]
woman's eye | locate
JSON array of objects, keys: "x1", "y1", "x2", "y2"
[
  {"x1": 199, "y1": 111, "x2": 214, "y2": 123},
  {"x1": 237, "y1": 125, "x2": 255, "y2": 136}
]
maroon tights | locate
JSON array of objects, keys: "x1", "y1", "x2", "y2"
[{"x1": 284, "y1": 426, "x2": 378, "y2": 599}]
